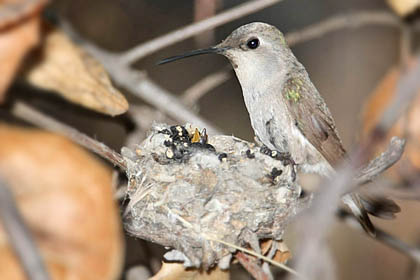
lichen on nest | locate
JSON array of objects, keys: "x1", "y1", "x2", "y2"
[{"x1": 121, "y1": 123, "x2": 306, "y2": 269}]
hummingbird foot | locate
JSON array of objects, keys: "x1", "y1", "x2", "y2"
[
  {"x1": 253, "y1": 136, "x2": 264, "y2": 147},
  {"x1": 260, "y1": 145, "x2": 297, "y2": 181}
]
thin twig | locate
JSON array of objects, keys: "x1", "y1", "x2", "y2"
[
  {"x1": 0, "y1": 177, "x2": 50, "y2": 280},
  {"x1": 285, "y1": 11, "x2": 401, "y2": 46},
  {"x1": 292, "y1": 138, "x2": 406, "y2": 279},
  {"x1": 60, "y1": 10, "x2": 411, "y2": 135},
  {"x1": 193, "y1": 0, "x2": 219, "y2": 47},
  {"x1": 179, "y1": 11, "x2": 403, "y2": 105},
  {"x1": 291, "y1": 51, "x2": 420, "y2": 278},
  {"x1": 12, "y1": 102, "x2": 126, "y2": 170},
  {"x1": 355, "y1": 137, "x2": 406, "y2": 186},
  {"x1": 375, "y1": 53, "x2": 420, "y2": 136},
  {"x1": 235, "y1": 251, "x2": 270, "y2": 280},
  {"x1": 404, "y1": 237, "x2": 420, "y2": 280},
  {"x1": 182, "y1": 66, "x2": 232, "y2": 106},
  {"x1": 119, "y1": 0, "x2": 287, "y2": 64},
  {"x1": 109, "y1": 66, "x2": 223, "y2": 135},
  {"x1": 293, "y1": 161, "x2": 355, "y2": 279},
  {"x1": 60, "y1": 23, "x2": 223, "y2": 135},
  {"x1": 399, "y1": 24, "x2": 412, "y2": 68},
  {"x1": 339, "y1": 210, "x2": 420, "y2": 263},
  {"x1": 203, "y1": 235, "x2": 303, "y2": 278}
]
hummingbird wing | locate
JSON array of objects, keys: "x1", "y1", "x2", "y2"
[
  {"x1": 282, "y1": 72, "x2": 346, "y2": 166},
  {"x1": 282, "y1": 71, "x2": 382, "y2": 237}
]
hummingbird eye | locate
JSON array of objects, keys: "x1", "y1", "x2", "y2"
[{"x1": 246, "y1": 38, "x2": 259, "y2": 49}]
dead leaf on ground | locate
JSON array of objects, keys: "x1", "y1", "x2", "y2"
[
  {"x1": 361, "y1": 57, "x2": 420, "y2": 181},
  {"x1": 149, "y1": 262, "x2": 229, "y2": 280},
  {"x1": 23, "y1": 25, "x2": 129, "y2": 116},
  {"x1": 0, "y1": 124, "x2": 124, "y2": 280},
  {"x1": 386, "y1": 0, "x2": 420, "y2": 17},
  {"x1": 0, "y1": 0, "x2": 47, "y2": 101}
]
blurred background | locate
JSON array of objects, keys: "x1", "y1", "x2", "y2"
[{"x1": 1, "y1": 0, "x2": 420, "y2": 279}]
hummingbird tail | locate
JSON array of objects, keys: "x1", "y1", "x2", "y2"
[
  {"x1": 342, "y1": 193, "x2": 376, "y2": 237},
  {"x1": 359, "y1": 195, "x2": 401, "y2": 220}
]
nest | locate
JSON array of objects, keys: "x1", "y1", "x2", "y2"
[{"x1": 121, "y1": 124, "x2": 306, "y2": 269}]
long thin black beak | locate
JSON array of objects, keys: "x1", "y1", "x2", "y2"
[{"x1": 158, "y1": 47, "x2": 227, "y2": 65}]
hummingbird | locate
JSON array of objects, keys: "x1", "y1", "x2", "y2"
[{"x1": 159, "y1": 22, "x2": 398, "y2": 236}]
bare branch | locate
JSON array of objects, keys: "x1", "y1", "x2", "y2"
[
  {"x1": 0, "y1": 177, "x2": 50, "y2": 280},
  {"x1": 339, "y1": 210, "x2": 420, "y2": 263},
  {"x1": 12, "y1": 102, "x2": 126, "y2": 170},
  {"x1": 355, "y1": 137, "x2": 406, "y2": 186},
  {"x1": 285, "y1": 11, "x2": 401, "y2": 47},
  {"x1": 60, "y1": 10, "x2": 413, "y2": 136},
  {"x1": 375, "y1": 54, "x2": 420, "y2": 136},
  {"x1": 291, "y1": 49, "x2": 420, "y2": 277},
  {"x1": 119, "y1": 0, "x2": 287, "y2": 64},
  {"x1": 182, "y1": 66, "x2": 231, "y2": 106},
  {"x1": 60, "y1": 24, "x2": 223, "y2": 135},
  {"x1": 109, "y1": 66, "x2": 223, "y2": 135},
  {"x1": 293, "y1": 160, "x2": 354, "y2": 280},
  {"x1": 399, "y1": 24, "x2": 412, "y2": 68},
  {"x1": 0, "y1": 0, "x2": 48, "y2": 29},
  {"x1": 235, "y1": 252, "x2": 270, "y2": 280},
  {"x1": 292, "y1": 138, "x2": 406, "y2": 278},
  {"x1": 193, "y1": 0, "x2": 219, "y2": 47}
]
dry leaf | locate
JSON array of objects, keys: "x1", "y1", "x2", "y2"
[
  {"x1": 260, "y1": 239, "x2": 291, "y2": 264},
  {"x1": 0, "y1": 0, "x2": 46, "y2": 101},
  {"x1": 0, "y1": 0, "x2": 47, "y2": 29},
  {"x1": 386, "y1": 0, "x2": 420, "y2": 16},
  {"x1": 23, "y1": 26, "x2": 129, "y2": 116},
  {"x1": 361, "y1": 58, "x2": 420, "y2": 180},
  {"x1": 272, "y1": 240, "x2": 291, "y2": 264},
  {"x1": 149, "y1": 262, "x2": 229, "y2": 280},
  {"x1": 0, "y1": 124, "x2": 124, "y2": 280}
]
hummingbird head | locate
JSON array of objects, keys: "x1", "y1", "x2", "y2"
[
  {"x1": 158, "y1": 22, "x2": 289, "y2": 66},
  {"x1": 158, "y1": 22, "x2": 292, "y2": 88},
  {"x1": 214, "y1": 22, "x2": 289, "y2": 67}
]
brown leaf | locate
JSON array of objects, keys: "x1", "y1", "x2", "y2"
[
  {"x1": 23, "y1": 25, "x2": 129, "y2": 116},
  {"x1": 260, "y1": 239, "x2": 291, "y2": 264},
  {"x1": 260, "y1": 239, "x2": 273, "y2": 255},
  {"x1": 272, "y1": 240, "x2": 291, "y2": 264},
  {"x1": 0, "y1": 124, "x2": 124, "y2": 280},
  {"x1": 0, "y1": 0, "x2": 47, "y2": 29},
  {"x1": 0, "y1": 0, "x2": 46, "y2": 101},
  {"x1": 361, "y1": 57, "x2": 420, "y2": 181},
  {"x1": 386, "y1": 0, "x2": 420, "y2": 17},
  {"x1": 149, "y1": 262, "x2": 229, "y2": 280}
]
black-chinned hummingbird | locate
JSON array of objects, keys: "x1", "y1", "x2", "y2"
[{"x1": 159, "y1": 22, "x2": 398, "y2": 236}]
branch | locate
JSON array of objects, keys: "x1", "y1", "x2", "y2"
[
  {"x1": 12, "y1": 102, "x2": 126, "y2": 170},
  {"x1": 374, "y1": 54, "x2": 420, "y2": 136},
  {"x1": 111, "y1": 69, "x2": 223, "y2": 135},
  {"x1": 235, "y1": 252, "x2": 270, "y2": 280},
  {"x1": 338, "y1": 210, "x2": 420, "y2": 263},
  {"x1": 0, "y1": 177, "x2": 50, "y2": 280},
  {"x1": 0, "y1": 0, "x2": 48, "y2": 29},
  {"x1": 355, "y1": 136, "x2": 406, "y2": 185},
  {"x1": 60, "y1": 10, "x2": 412, "y2": 135},
  {"x1": 181, "y1": 66, "x2": 232, "y2": 106},
  {"x1": 119, "y1": 0, "x2": 287, "y2": 64},
  {"x1": 60, "y1": 22, "x2": 223, "y2": 135},
  {"x1": 285, "y1": 11, "x2": 402, "y2": 46},
  {"x1": 291, "y1": 48, "x2": 420, "y2": 277}
]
